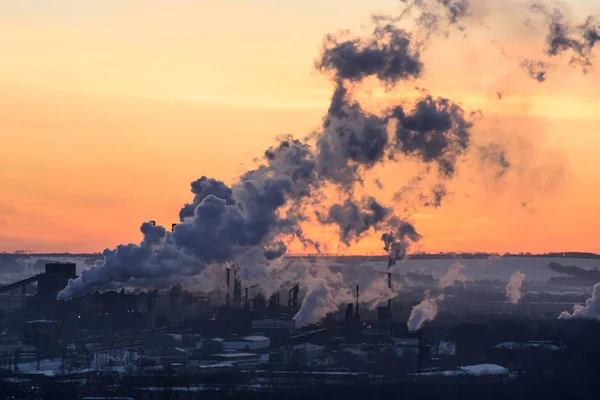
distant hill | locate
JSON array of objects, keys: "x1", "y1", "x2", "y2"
[{"x1": 289, "y1": 252, "x2": 600, "y2": 260}]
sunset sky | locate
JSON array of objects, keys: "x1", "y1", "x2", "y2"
[{"x1": 1, "y1": 0, "x2": 600, "y2": 254}]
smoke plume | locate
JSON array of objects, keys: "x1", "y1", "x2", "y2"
[
  {"x1": 292, "y1": 260, "x2": 353, "y2": 327},
  {"x1": 532, "y1": 4, "x2": 599, "y2": 73},
  {"x1": 408, "y1": 260, "x2": 467, "y2": 331},
  {"x1": 407, "y1": 292, "x2": 445, "y2": 332},
  {"x1": 505, "y1": 271, "x2": 526, "y2": 304},
  {"x1": 559, "y1": 283, "x2": 600, "y2": 321},
  {"x1": 57, "y1": 0, "x2": 590, "y2": 328}
]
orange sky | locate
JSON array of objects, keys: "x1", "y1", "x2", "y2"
[{"x1": 1, "y1": 0, "x2": 600, "y2": 254}]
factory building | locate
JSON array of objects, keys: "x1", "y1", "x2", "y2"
[
  {"x1": 252, "y1": 318, "x2": 295, "y2": 333},
  {"x1": 222, "y1": 335, "x2": 270, "y2": 352},
  {"x1": 282, "y1": 343, "x2": 326, "y2": 365},
  {"x1": 209, "y1": 352, "x2": 266, "y2": 368}
]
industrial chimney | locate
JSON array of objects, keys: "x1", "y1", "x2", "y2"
[
  {"x1": 355, "y1": 284, "x2": 360, "y2": 322},
  {"x1": 288, "y1": 284, "x2": 299, "y2": 316},
  {"x1": 276, "y1": 292, "x2": 280, "y2": 315},
  {"x1": 387, "y1": 272, "x2": 392, "y2": 309},
  {"x1": 171, "y1": 223, "x2": 177, "y2": 231},
  {"x1": 233, "y1": 267, "x2": 242, "y2": 308}
]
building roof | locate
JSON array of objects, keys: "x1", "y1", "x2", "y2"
[
  {"x1": 342, "y1": 348, "x2": 368, "y2": 357},
  {"x1": 199, "y1": 362, "x2": 234, "y2": 369},
  {"x1": 25, "y1": 320, "x2": 58, "y2": 324}
]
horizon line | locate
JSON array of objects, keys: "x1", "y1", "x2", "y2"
[{"x1": 2, "y1": 250, "x2": 598, "y2": 257}]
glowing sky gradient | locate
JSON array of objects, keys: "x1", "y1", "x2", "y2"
[{"x1": 1, "y1": 0, "x2": 599, "y2": 254}]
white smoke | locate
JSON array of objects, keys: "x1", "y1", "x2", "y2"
[
  {"x1": 359, "y1": 273, "x2": 402, "y2": 310},
  {"x1": 438, "y1": 260, "x2": 467, "y2": 289},
  {"x1": 505, "y1": 271, "x2": 526, "y2": 304},
  {"x1": 293, "y1": 260, "x2": 352, "y2": 327},
  {"x1": 407, "y1": 260, "x2": 467, "y2": 331},
  {"x1": 407, "y1": 291, "x2": 445, "y2": 331},
  {"x1": 559, "y1": 283, "x2": 600, "y2": 320}
]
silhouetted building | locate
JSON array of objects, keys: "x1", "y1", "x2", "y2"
[{"x1": 36, "y1": 263, "x2": 76, "y2": 304}]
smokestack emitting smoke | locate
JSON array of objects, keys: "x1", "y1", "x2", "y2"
[
  {"x1": 56, "y1": 0, "x2": 594, "y2": 326},
  {"x1": 506, "y1": 271, "x2": 526, "y2": 304}
]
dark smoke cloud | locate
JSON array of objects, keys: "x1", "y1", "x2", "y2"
[
  {"x1": 57, "y1": 222, "x2": 206, "y2": 300},
  {"x1": 395, "y1": 0, "x2": 470, "y2": 37},
  {"x1": 316, "y1": 84, "x2": 390, "y2": 189},
  {"x1": 58, "y1": 16, "x2": 429, "y2": 300},
  {"x1": 529, "y1": 5, "x2": 599, "y2": 75},
  {"x1": 422, "y1": 183, "x2": 447, "y2": 208},
  {"x1": 520, "y1": 59, "x2": 547, "y2": 82},
  {"x1": 382, "y1": 218, "x2": 422, "y2": 268},
  {"x1": 317, "y1": 24, "x2": 423, "y2": 85},
  {"x1": 317, "y1": 197, "x2": 391, "y2": 245},
  {"x1": 58, "y1": 0, "x2": 582, "y2": 306},
  {"x1": 389, "y1": 95, "x2": 472, "y2": 178},
  {"x1": 179, "y1": 177, "x2": 234, "y2": 221}
]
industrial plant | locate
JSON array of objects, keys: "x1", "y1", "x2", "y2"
[{"x1": 2, "y1": 253, "x2": 600, "y2": 399}]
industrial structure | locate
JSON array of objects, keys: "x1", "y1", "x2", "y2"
[{"x1": 0, "y1": 262, "x2": 76, "y2": 310}]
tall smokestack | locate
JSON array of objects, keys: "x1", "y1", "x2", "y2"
[
  {"x1": 355, "y1": 284, "x2": 359, "y2": 321},
  {"x1": 245, "y1": 287, "x2": 249, "y2": 310},
  {"x1": 171, "y1": 223, "x2": 177, "y2": 231},
  {"x1": 387, "y1": 272, "x2": 392, "y2": 309},
  {"x1": 233, "y1": 266, "x2": 242, "y2": 308},
  {"x1": 292, "y1": 284, "x2": 299, "y2": 316}
]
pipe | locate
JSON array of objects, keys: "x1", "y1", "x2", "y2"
[
  {"x1": 387, "y1": 272, "x2": 392, "y2": 309},
  {"x1": 355, "y1": 284, "x2": 359, "y2": 321}
]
